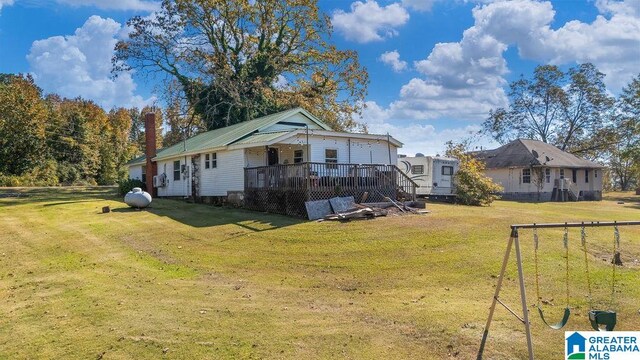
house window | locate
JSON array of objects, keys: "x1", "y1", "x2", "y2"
[
  {"x1": 442, "y1": 166, "x2": 453, "y2": 176},
  {"x1": 560, "y1": 169, "x2": 565, "y2": 179},
  {"x1": 294, "y1": 150, "x2": 304, "y2": 164},
  {"x1": 545, "y1": 168, "x2": 551, "y2": 183},
  {"x1": 141, "y1": 166, "x2": 147, "y2": 183},
  {"x1": 595, "y1": 170, "x2": 598, "y2": 178},
  {"x1": 412, "y1": 165, "x2": 424, "y2": 174},
  {"x1": 173, "y1": 160, "x2": 181, "y2": 181},
  {"x1": 210, "y1": 153, "x2": 217, "y2": 168},
  {"x1": 325, "y1": 149, "x2": 338, "y2": 169},
  {"x1": 585, "y1": 169, "x2": 589, "y2": 183},
  {"x1": 522, "y1": 168, "x2": 531, "y2": 184},
  {"x1": 205, "y1": 154, "x2": 210, "y2": 169},
  {"x1": 572, "y1": 169, "x2": 577, "y2": 183}
]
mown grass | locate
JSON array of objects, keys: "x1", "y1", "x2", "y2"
[{"x1": 0, "y1": 187, "x2": 639, "y2": 359}]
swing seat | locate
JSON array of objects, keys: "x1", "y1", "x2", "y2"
[
  {"x1": 589, "y1": 310, "x2": 616, "y2": 331},
  {"x1": 537, "y1": 306, "x2": 570, "y2": 330}
]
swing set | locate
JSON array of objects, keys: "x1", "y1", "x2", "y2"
[{"x1": 477, "y1": 221, "x2": 639, "y2": 360}]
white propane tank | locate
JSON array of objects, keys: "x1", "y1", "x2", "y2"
[{"x1": 124, "y1": 187, "x2": 152, "y2": 208}]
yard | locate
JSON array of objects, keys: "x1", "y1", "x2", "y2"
[{"x1": 1, "y1": 187, "x2": 639, "y2": 359}]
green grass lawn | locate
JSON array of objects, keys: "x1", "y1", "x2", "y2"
[{"x1": 1, "y1": 187, "x2": 639, "y2": 359}]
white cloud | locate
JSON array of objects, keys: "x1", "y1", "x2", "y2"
[
  {"x1": 358, "y1": 101, "x2": 495, "y2": 156},
  {"x1": 55, "y1": 0, "x2": 160, "y2": 12},
  {"x1": 332, "y1": 1, "x2": 410, "y2": 43},
  {"x1": 401, "y1": 0, "x2": 437, "y2": 12},
  {"x1": 384, "y1": 0, "x2": 639, "y2": 124},
  {"x1": 462, "y1": 0, "x2": 640, "y2": 91},
  {"x1": 0, "y1": 0, "x2": 14, "y2": 13},
  {"x1": 379, "y1": 50, "x2": 408, "y2": 72},
  {"x1": 596, "y1": 0, "x2": 640, "y2": 16},
  {"x1": 27, "y1": 15, "x2": 155, "y2": 110}
]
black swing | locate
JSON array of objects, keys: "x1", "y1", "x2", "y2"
[
  {"x1": 533, "y1": 227, "x2": 571, "y2": 330},
  {"x1": 581, "y1": 225, "x2": 618, "y2": 332}
]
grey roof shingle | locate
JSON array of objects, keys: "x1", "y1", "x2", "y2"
[{"x1": 475, "y1": 139, "x2": 604, "y2": 169}]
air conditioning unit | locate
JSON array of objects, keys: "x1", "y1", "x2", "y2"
[{"x1": 153, "y1": 173, "x2": 167, "y2": 188}]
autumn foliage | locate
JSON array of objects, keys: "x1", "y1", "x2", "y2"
[{"x1": 446, "y1": 142, "x2": 503, "y2": 206}]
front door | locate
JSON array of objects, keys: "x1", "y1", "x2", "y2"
[{"x1": 268, "y1": 148, "x2": 279, "y2": 165}]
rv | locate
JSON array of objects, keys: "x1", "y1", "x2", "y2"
[{"x1": 398, "y1": 155, "x2": 459, "y2": 198}]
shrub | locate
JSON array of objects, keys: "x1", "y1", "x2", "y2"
[
  {"x1": 446, "y1": 141, "x2": 503, "y2": 206},
  {"x1": 0, "y1": 160, "x2": 59, "y2": 187},
  {"x1": 117, "y1": 178, "x2": 146, "y2": 196}
]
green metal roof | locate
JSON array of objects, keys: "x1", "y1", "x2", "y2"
[
  {"x1": 151, "y1": 107, "x2": 329, "y2": 161},
  {"x1": 231, "y1": 130, "x2": 295, "y2": 146},
  {"x1": 126, "y1": 154, "x2": 147, "y2": 166}
]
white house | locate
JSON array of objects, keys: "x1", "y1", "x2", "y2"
[
  {"x1": 128, "y1": 108, "x2": 416, "y2": 215},
  {"x1": 474, "y1": 139, "x2": 605, "y2": 201}
]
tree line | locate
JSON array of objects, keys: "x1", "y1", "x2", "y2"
[
  {"x1": 483, "y1": 64, "x2": 640, "y2": 191},
  {"x1": 0, "y1": 74, "x2": 197, "y2": 186}
]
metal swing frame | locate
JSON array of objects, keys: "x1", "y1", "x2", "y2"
[{"x1": 477, "y1": 221, "x2": 640, "y2": 360}]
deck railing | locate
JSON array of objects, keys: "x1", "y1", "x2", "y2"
[{"x1": 244, "y1": 162, "x2": 418, "y2": 216}]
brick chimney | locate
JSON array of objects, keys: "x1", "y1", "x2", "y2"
[{"x1": 144, "y1": 112, "x2": 158, "y2": 197}]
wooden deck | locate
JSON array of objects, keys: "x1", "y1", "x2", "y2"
[{"x1": 244, "y1": 162, "x2": 418, "y2": 217}]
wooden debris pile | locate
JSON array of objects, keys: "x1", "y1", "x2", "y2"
[{"x1": 305, "y1": 195, "x2": 430, "y2": 221}]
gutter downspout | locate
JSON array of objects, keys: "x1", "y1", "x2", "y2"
[{"x1": 387, "y1": 133, "x2": 392, "y2": 165}]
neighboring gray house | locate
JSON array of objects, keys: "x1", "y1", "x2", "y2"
[{"x1": 475, "y1": 139, "x2": 605, "y2": 201}]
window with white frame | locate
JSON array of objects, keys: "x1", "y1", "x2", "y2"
[
  {"x1": 545, "y1": 168, "x2": 551, "y2": 183},
  {"x1": 585, "y1": 169, "x2": 589, "y2": 183},
  {"x1": 325, "y1": 149, "x2": 338, "y2": 169},
  {"x1": 141, "y1": 165, "x2": 147, "y2": 183},
  {"x1": 595, "y1": 170, "x2": 598, "y2": 178},
  {"x1": 173, "y1": 160, "x2": 181, "y2": 181},
  {"x1": 522, "y1": 168, "x2": 531, "y2": 184},
  {"x1": 204, "y1": 153, "x2": 217, "y2": 168},
  {"x1": 559, "y1": 169, "x2": 565, "y2": 179},
  {"x1": 412, "y1": 165, "x2": 424, "y2": 174},
  {"x1": 293, "y1": 150, "x2": 303, "y2": 163}
]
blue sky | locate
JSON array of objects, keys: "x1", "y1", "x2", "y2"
[{"x1": 1, "y1": 0, "x2": 639, "y2": 156}]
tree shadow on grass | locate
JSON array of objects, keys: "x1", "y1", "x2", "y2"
[
  {"x1": 110, "y1": 197, "x2": 303, "y2": 231},
  {"x1": 0, "y1": 186, "x2": 119, "y2": 206},
  {"x1": 1, "y1": 187, "x2": 304, "y2": 231},
  {"x1": 144, "y1": 199, "x2": 303, "y2": 231}
]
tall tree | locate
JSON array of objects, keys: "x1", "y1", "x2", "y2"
[
  {"x1": 113, "y1": 0, "x2": 368, "y2": 131},
  {"x1": 609, "y1": 74, "x2": 640, "y2": 190},
  {"x1": 163, "y1": 81, "x2": 206, "y2": 148},
  {"x1": 483, "y1": 63, "x2": 614, "y2": 155},
  {"x1": 0, "y1": 74, "x2": 48, "y2": 176},
  {"x1": 128, "y1": 106, "x2": 164, "y2": 156},
  {"x1": 100, "y1": 108, "x2": 135, "y2": 184}
]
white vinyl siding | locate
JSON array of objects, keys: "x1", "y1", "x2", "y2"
[
  {"x1": 128, "y1": 165, "x2": 143, "y2": 181},
  {"x1": 156, "y1": 156, "x2": 192, "y2": 197},
  {"x1": 199, "y1": 149, "x2": 245, "y2": 196}
]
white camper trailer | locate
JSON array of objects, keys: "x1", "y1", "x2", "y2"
[{"x1": 398, "y1": 155, "x2": 459, "y2": 198}]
